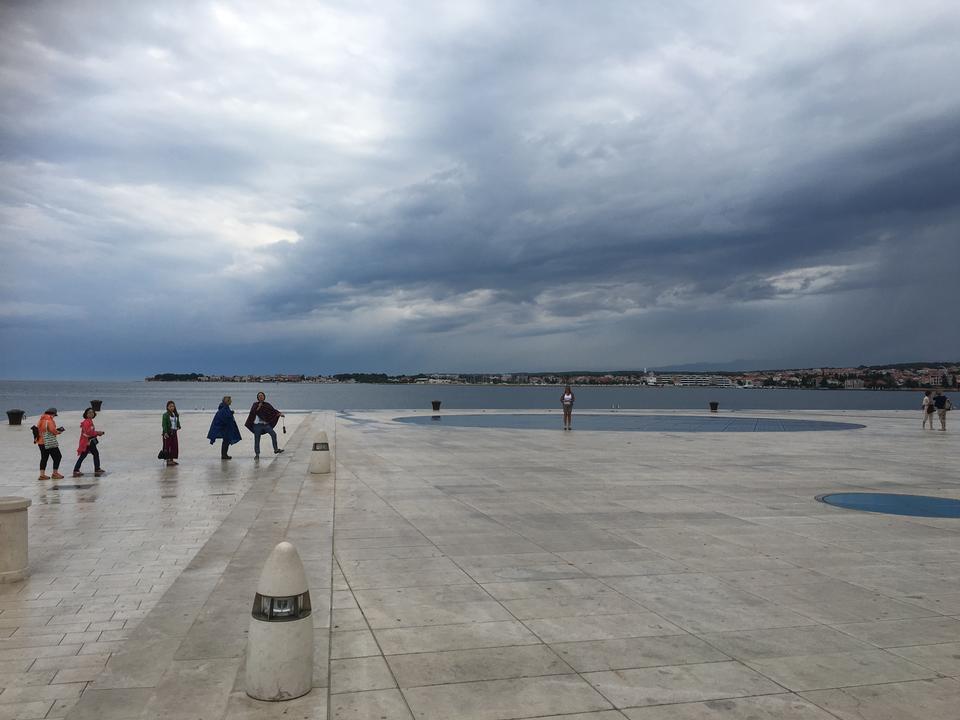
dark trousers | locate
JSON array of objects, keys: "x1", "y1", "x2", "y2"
[
  {"x1": 163, "y1": 431, "x2": 179, "y2": 460},
  {"x1": 73, "y1": 443, "x2": 100, "y2": 472},
  {"x1": 221, "y1": 439, "x2": 230, "y2": 458},
  {"x1": 40, "y1": 446, "x2": 62, "y2": 471}
]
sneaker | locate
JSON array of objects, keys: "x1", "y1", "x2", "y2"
[
  {"x1": 94, "y1": 469, "x2": 105, "y2": 476},
  {"x1": 222, "y1": 455, "x2": 232, "y2": 460},
  {"x1": 51, "y1": 472, "x2": 64, "y2": 479},
  {"x1": 73, "y1": 471, "x2": 84, "y2": 478},
  {"x1": 274, "y1": 448, "x2": 284, "y2": 454},
  {"x1": 38, "y1": 473, "x2": 49, "y2": 480}
]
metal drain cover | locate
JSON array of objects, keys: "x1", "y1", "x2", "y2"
[
  {"x1": 50, "y1": 484, "x2": 95, "y2": 490},
  {"x1": 818, "y1": 493, "x2": 960, "y2": 518}
]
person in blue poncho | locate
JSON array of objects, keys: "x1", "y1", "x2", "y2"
[{"x1": 207, "y1": 395, "x2": 243, "y2": 459}]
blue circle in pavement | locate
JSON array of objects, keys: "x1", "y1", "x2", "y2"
[
  {"x1": 392, "y1": 414, "x2": 865, "y2": 432},
  {"x1": 818, "y1": 493, "x2": 960, "y2": 518}
]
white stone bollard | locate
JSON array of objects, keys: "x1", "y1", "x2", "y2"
[
  {"x1": 245, "y1": 541, "x2": 314, "y2": 701},
  {"x1": 0, "y1": 497, "x2": 31, "y2": 583},
  {"x1": 308, "y1": 432, "x2": 331, "y2": 475}
]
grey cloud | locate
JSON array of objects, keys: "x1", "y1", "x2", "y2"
[{"x1": 3, "y1": 1, "x2": 960, "y2": 378}]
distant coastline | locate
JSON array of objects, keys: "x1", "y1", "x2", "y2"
[{"x1": 146, "y1": 362, "x2": 959, "y2": 391}]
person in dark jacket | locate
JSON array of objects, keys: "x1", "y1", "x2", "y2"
[
  {"x1": 207, "y1": 396, "x2": 242, "y2": 459},
  {"x1": 244, "y1": 391, "x2": 286, "y2": 458}
]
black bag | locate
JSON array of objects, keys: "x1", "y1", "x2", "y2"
[
  {"x1": 88, "y1": 437, "x2": 99, "y2": 448},
  {"x1": 158, "y1": 448, "x2": 168, "y2": 460},
  {"x1": 30, "y1": 425, "x2": 39, "y2": 441}
]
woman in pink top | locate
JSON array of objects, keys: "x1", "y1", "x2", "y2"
[{"x1": 73, "y1": 407, "x2": 105, "y2": 477}]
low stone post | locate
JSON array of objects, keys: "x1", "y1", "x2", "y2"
[
  {"x1": 309, "y1": 432, "x2": 331, "y2": 475},
  {"x1": 0, "y1": 497, "x2": 31, "y2": 583}
]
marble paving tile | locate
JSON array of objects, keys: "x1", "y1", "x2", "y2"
[
  {"x1": 888, "y1": 641, "x2": 960, "y2": 675},
  {"x1": 583, "y1": 661, "x2": 784, "y2": 708},
  {"x1": 330, "y1": 688, "x2": 413, "y2": 720},
  {"x1": 524, "y1": 612, "x2": 685, "y2": 644},
  {"x1": 401, "y1": 674, "x2": 612, "y2": 720},
  {"x1": 831, "y1": 616, "x2": 960, "y2": 648},
  {"x1": 353, "y1": 584, "x2": 490, "y2": 607},
  {"x1": 374, "y1": 620, "x2": 540, "y2": 655},
  {"x1": 699, "y1": 625, "x2": 878, "y2": 660},
  {"x1": 743, "y1": 649, "x2": 937, "y2": 691},
  {"x1": 481, "y1": 579, "x2": 619, "y2": 601},
  {"x1": 222, "y1": 690, "x2": 328, "y2": 719},
  {"x1": 330, "y1": 656, "x2": 396, "y2": 694},
  {"x1": 800, "y1": 677, "x2": 960, "y2": 720},
  {"x1": 550, "y1": 635, "x2": 730, "y2": 673},
  {"x1": 502, "y1": 594, "x2": 650, "y2": 620},
  {"x1": 621, "y1": 693, "x2": 838, "y2": 719},
  {"x1": 361, "y1": 599, "x2": 514, "y2": 629},
  {"x1": 0, "y1": 701, "x2": 57, "y2": 720},
  {"x1": 63, "y1": 688, "x2": 153, "y2": 720},
  {"x1": 386, "y1": 644, "x2": 571, "y2": 687}
]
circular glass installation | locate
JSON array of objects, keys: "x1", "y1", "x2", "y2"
[
  {"x1": 393, "y1": 414, "x2": 865, "y2": 432},
  {"x1": 818, "y1": 493, "x2": 960, "y2": 518}
]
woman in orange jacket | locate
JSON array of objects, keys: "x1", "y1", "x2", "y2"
[{"x1": 36, "y1": 408, "x2": 65, "y2": 480}]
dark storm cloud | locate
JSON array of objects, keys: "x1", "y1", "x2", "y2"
[{"x1": 2, "y1": 1, "x2": 959, "y2": 378}]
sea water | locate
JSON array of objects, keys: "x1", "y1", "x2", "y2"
[{"x1": 0, "y1": 379, "x2": 926, "y2": 416}]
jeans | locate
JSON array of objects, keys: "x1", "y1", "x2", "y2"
[
  {"x1": 74, "y1": 443, "x2": 101, "y2": 472},
  {"x1": 252, "y1": 423, "x2": 278, "y2": 455}
]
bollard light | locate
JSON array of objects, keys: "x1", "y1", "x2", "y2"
[
  {"x1": 308, "y1": 431, "x2": 331, "y2": 475},
  {"x1": 245, "y1": 541, "x2": 314, "y2": 701}
]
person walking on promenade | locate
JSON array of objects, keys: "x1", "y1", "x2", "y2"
[
  {"x1": 933, "y1": 391, "x2": 951, "y2": 431},
  {"x1": 561, "y1": 385, "x2": 575, "y2": 430},
  {"x1": 162, "y1": 401, "x2": 181, "y2": 466},
  {"x1": 36, "y1": 408, "x2": 65, "y2": 480},
  {"x1": 207, "y1": 396, "x2": 242, "y2": 459},
  {"x1": 244, "y1": 392, "x2": 285, "y2": 459},
  {"x1": 73, "y1": 408, "x2": 105, "y2": 477},
  {"x1": 922, "y1": 390, "x2": 936, "y2": 429}
]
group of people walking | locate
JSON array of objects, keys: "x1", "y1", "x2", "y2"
[
  {"x1": 33, "y1": 407, "x2": 105, "y2": 480},
  {"x1": 922, "y1": 390, "x2": 952, "y2": 431},
  {"x1": 32, "y1": 393, "x2": 285, "y2": 479},
  {"x1": 159, "y1": 392, "x2": 286, "y2": 466}
]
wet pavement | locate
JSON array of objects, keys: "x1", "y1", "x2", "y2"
[{"x1": 0, "y1": 408, "x2": 957, "y2": 719}]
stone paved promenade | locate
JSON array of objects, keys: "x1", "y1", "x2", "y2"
[{"x1": 1, "y1": 408, "x2": 958, "y2": 719}]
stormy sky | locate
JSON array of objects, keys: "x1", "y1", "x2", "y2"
[{"x1": 2, "y1": 1, "x2": 958, "y2": 379}]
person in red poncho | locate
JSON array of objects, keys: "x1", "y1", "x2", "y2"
[
  {"x1": 244, "y1": 391, "x2": 285, "y2": 459},
  {"x1": 73, "y1": 407, "x2": 105, "y2": 477}
]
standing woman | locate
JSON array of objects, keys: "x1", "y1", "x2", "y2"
[
  {"x1": 207, "y1": 396, "x2": 242, "y2": 459},
  {"x1": 561, "y1": 385, "x2": 575, "y2": 430},
  {"x1": 36, "y1": 407, "x2": 65, "y2": 480},
  {"x1": 162, "y1": 401, "x2": 181, "y2": 466},
  {"x1": 73, "y1": 408, "x2": 105, "y2": 477},
  {"x1": 244, "y1": 391, "x2": 286, "y2": 458},
  {"x1": 922, "y1": 390, "x2": 935, "y2": 429}
]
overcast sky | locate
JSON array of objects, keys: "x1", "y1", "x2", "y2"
[{"x1": 2, "y1": 1, "x2": 958, "y2": 379}]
